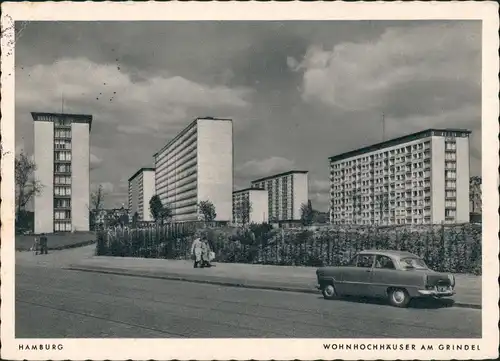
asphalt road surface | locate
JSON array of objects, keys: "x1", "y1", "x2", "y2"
[{"x1": 16, "y1": 264, "x2": 481, "y2": 338}]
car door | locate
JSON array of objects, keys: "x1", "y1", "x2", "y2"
[
  {"x1": 370, "y1": 255, "x2": 399, "y2": 297},
  {"x1": 340, "y1": 254, "x2": 375, "y2": 296}
]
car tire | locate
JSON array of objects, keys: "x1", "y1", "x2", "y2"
[
  {"x1": 322, "y1": 283, "x2": 337, "y2": 300},
  {"x1": 388, "y1": 288, "x2": 410, "y2": 308}
]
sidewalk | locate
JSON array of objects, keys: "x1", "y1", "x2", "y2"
[{"x1": 66, "y1": 256, "x2": 482, "y2": 309}]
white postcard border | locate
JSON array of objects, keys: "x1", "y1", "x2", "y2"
[{"x1": 1, "y1": 2, "x2": 498, "y2": 360}]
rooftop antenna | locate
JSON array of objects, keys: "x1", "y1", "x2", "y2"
[
  {"x1": 61, "y1": 90, "x2": 64, "y2": 113},
  {"x1": 382, "y1": 113, "x2": 386, "y2": 142}
]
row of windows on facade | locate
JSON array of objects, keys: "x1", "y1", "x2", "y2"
[
  {"x1": 55, "y1": 176, "x2": 71, "y2": 185},
  {"x1": 156, "y1": 168, "x2": 197, "y2": 190},
  {"x1": 54, "y1": 130, "x2": 71, "y2": 138},
  {"x1": 332, "y1": 218, "x2": 431, "y2": 225},
  {"x1": 54, "y1": 139, "x2": 71, "y2": 150},
  {"x1": 156, "y1": 148, "x2": 197, "y2": 175},
  {"x1": 155, "y1": 138, "x2": 197, "y2": 169},
  {"x1": 332, "y1": 160, "x2": 439, "y2": 178},
  {"x1": 54, "y1": 221, "x2": 72, "y2": 232},
  {"x1": 55, "y1": 164, "x2": 71, "y2": 173},
  {"x1": 331, "y1": 142, "x2": 430, "y2": 168},
  {"x1": 54, "y1": 199, "x2": 71, "y2": 208},
  {"x1": 155, "y1": 127, "x2": 197, "y2": 157},
  {"x1": 54, "y1": 210, "x2": 71, "y2": 220},
  {"x1": 54, "y1": 151, "x2": 72, "y2": 162},
  {"x1": 54, "y1": 186, "x2": 71, "y2": 196}
]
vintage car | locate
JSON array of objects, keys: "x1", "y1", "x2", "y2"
[{"x1": 316, "y1": 250, "x2": 455, "y2": 307}]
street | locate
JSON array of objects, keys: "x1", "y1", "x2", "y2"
[{"x1": 16, "y1": 263, "x2": 481, "y2": 338}]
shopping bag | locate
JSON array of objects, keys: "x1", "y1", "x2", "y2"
[{"x1": 209, "y1": 251, "x2": 215, "y2": 261}]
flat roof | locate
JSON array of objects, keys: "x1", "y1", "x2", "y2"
[
  {"x1": 232, "y1": 187, "x2": 267, "y2": 194},
  {"x1": 128, "y1": 167, "x2": 155, "y2": 182},
  {"x1": 153, "y1": 117, "x2": 233, "y2": 157},
  {"x1": 329, "y1": 128, "x2": 472, "y2": 163},
  {"x1": 31, "y1": 112, "x2": 93, "y2": 130},
  {"x1": 250, "y1": 170, "x2": 309, "y2": 184}
]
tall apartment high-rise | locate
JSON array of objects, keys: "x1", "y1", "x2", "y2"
[
  {"x1": 153, "y1": 117, "x2": 233, "y2": 222},
  {"x1": 329, "y1": 128, "x2": 471, "y2": 225},
  {"x1": 128, "y1": 167, "x2": 155, "y2": 221},
  {"x1": 32, "y1": 112, "x2": 92, "y2": 233},
  {"x1": 250, "y1": 170, "x2": 309, "y2": 221},
  {"x1": 232, "y1": 187, "x2": 268, "y2": 224}
]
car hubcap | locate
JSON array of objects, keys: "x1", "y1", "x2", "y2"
[
  {"x1": 324, "y1": 285, "x2": 334, "y2": 297},
  {"x1": 393, "y1": 290, "x2": 405, "y2": 303}
]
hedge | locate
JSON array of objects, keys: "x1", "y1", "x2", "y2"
[{"x1": 96, "y1": 222, "x2": 482, "y2": 275}]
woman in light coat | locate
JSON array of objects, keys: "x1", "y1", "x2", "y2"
[
  {"x1": 201, "y1": 237, "x2": 213, "y2": 268},
  {"x1": 191, "y1": 237, "x2": 204, "y2": 268}
]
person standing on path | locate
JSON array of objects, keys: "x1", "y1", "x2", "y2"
[
  {"x1": 191, "y1": 236, "x2": 204, "y2": 268},
  {"x1": 39, "y1": 233, "x2": 48, "y2": 255},
  {"x1": 201, "y1": 237, "x2": 213, "y2": 268}
]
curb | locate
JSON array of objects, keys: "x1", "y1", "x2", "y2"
[
  {"x1": 16, "y1": 240, "x2": 96, "y2": 252},
  {"x1": 65, "y1": 266, "x2": 482, "y2": 310}
]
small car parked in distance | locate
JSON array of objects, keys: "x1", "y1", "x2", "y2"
[{"x1": 316, "y1": 250, "x2": 456, "y2": 308}]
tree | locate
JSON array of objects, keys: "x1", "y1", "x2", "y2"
[
  {"x1": 234, "y1": 197, "x2": 252, "y2": 226},
  {"x1": 300, "y1": 200, "x2": 314, "y2": 226},
  {"x1": 198, "y1": 200, "x2": 217, "y2": 222},
  {"x1": 89, "y1": 184, "x2": 105, "y2": 230},
  {"x1": 149, "y1": 195, "x2": 172, "y2": 224},
  {"x1": 351, "y1": 189, "x2": 362, "y2": 224},
  {"x1": 376, "y1": 192, "x2": 389, "y2": 225},
  {"x1": 469, "y1": 176, "x2": 482, "y2": 214},
  {"x1": 15, "y1": 152, "x2": 43, "y2": 217},
  {"x1": 131, "y1": 211, "x2": 139, "y2": 228}
]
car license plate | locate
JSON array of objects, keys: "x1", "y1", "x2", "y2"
[{"x1": 437, "y1": 286, "x2": 449, "y2": 292}]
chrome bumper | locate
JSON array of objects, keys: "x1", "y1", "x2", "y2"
[{"x1": 418, "y1": 288, "x2": 455, "y2": 297}]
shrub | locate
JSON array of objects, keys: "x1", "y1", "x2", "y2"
[{"x1": 95, "y1": 222, "x2": 482, "y2": 274}]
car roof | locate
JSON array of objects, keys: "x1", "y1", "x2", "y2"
[{"x1": 358, "y1": 249, "x2": 418, "y2": 259}]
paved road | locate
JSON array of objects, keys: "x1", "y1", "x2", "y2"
[{"x1": 16, "y1": 263, "x2": 481, "y2": 338}]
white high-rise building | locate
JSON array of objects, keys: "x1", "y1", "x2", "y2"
[
  {"x1": 153, "y1": 117, "x2": 233, "y2": 222},
  {"x1": 329, "y1": 128, "x2": 471, "y2": 225},
  {"x1": 232, "y1": 188, "x2": 269, "y2": 224},
  {"x1": 128, "y1": 167, "x2": 155, "y2": 221},
  {"x1": 250, "y1": 170, "x2": 309, "y2": 222},
  {"x1": 32, "y1": 112, "x2": 92, "y2": 233}
]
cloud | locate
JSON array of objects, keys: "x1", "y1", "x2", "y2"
[
  {"x1": 16, "y1": 58, "x2": 253, "y2": 136},
  {"x1": 235, "y1": 156, "x2": 296, "y2": 179},
  {"x1": 291, "y1": 22, "x2": 480, "y2": 116}
]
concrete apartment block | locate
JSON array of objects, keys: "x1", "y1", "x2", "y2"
[
  {"x1": 329, "y1": 128, "x2": 471, "y2": 225},
  {"x1": 154, "y1": 117, "x2": 233, "y2": 222}
]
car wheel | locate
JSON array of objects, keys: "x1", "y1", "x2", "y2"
[
  {"x1": 388, "y1": 288, "x2": 410, "y2": 308},
  {"x1": 322, "y1": 284, "x2": 337, "y2": 300}
]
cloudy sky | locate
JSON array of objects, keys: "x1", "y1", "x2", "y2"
[{"x1": 15, "y1": 20, "x2": 482, "y2": 211}]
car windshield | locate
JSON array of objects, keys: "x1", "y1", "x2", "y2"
[{"x1": 400, "y1": 257, "x2": 428, "y2": 270}]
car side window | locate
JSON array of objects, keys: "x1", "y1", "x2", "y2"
[
  {"x1": 357, "y1": 254, "x2": 374, "y2": 268},
  {"x1": 375, "y1": 255, "x2": 396, "y2": 270}
]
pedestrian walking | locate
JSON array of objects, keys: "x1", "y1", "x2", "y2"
[
  {"x1": 31, "y1": 236, "x2": 40, "y2": 255},
  {"x1": 201, "y1": 237, "x2": 214, "y2": 268},
  {"x1": 191, "y1": 236, "x2": 204, "y2": 268},
  {"x1": 39, "y1": 233, "x2": 48, "y2": 255}
]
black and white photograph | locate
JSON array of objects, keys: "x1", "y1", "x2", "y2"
[{"x1": 1, "y1": 2, "x2": 498, "y2": 360}]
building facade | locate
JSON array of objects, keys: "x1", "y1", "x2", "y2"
[
  {"x1": 232, "y1": 188, "x2": 269, "y2": 224},
  {"x1": 128, "y1": 167, "x2": 155, "y2": 221},
  {"x1": 32, "y1": 112, "x2": 92, "y2": 233},
  {"x1": 250, "y1": 170, "x2": 309, "y2": 222},
  {"x1": 329, "y1": 128, "x2": 471, "y2": 226},
  {"x1": 153, "y1": 117, "x2": 233, "y2": 222}
]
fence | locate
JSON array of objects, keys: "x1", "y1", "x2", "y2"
[{"x1": 96, "y1": 222, "x2": 482, "y2": 275}]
